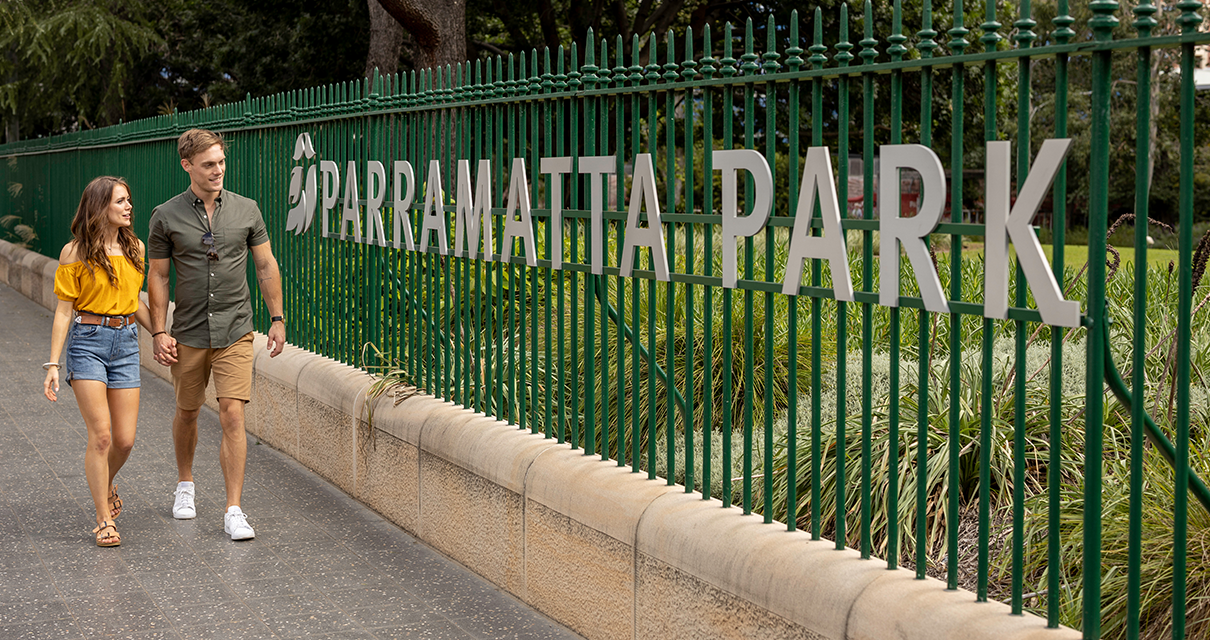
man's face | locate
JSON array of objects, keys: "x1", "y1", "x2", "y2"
[{"x1": 182, "y1": 144, "x2": 226, "y2": 195}]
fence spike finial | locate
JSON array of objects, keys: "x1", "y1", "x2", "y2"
[
  {"x1": 836, "y1": 4, "x2": 854, "y2": 66},
  {"x1": 664, "y1": 30, "x2": 679, "y2": 83},
  {"x1": 889, "y1": 1, "x2": 908, "y2": 60},
  {"x1": 700, "y1": 24, "x2": 716, "y2": 78},
  {"x1": 741, "y1": 18, "x2": 759, "y2": 75},
  {"x1": 721, "y1": 22, "x2": 736, "y2": 78},
  {"x1": 683, "y1": 26, "x2": 697, "y2": 81},
  {"x1": 915, "y1": 0, "x2": 936, "y2": 56},
  {"x1": 764, "y1": 14, "x2": 781, "y2": 73},
  {"x1": 569, "y1": 42, "x2": 581, "y2": 91},
  {"x1": 859, "y1": 0, "x2": 878, "y2": 65},
  {"x1": 809, "y1": 7, "x2": 827, "y2": 67},
  {"x1": 786, "y1": 11, "x2": 803, "y2": 70}
]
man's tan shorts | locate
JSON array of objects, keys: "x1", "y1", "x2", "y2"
[{"x1": 171, "y1": 332, "x2": 254, "y2": 411}]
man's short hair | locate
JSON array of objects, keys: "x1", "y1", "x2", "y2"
[{"x1": 178, "y1": 129, "x2": 226, "y2": 161}]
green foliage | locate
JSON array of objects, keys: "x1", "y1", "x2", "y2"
[
  {"x1": 1015, "y1": 445, "x2": 1210, "y2": 639},
  {"x1": 0, "y1": 0, "x2": 162, "y2": 138}
]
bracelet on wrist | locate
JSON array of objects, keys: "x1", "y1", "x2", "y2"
[
  {"x1": 152, "y1": 331, "x2": 166, "y2": 337},
  {"x1": 42, "y1": 362, "x2": 60, "y2": 370}
]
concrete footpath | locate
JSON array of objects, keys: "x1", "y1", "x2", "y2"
[{"x1": 0, "y1": 282, "x2": 583, "y2": 640}]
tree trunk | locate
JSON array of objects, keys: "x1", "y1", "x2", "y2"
[
  {"x1": 365, "y1": 0, "x2": 405, "y2": 78},
  {"x1": 4, "y1": 116, "x2": 17, "y2": 144},
  {"x1": 375, "y1": 0, "x2": 466, "y2": 72}
]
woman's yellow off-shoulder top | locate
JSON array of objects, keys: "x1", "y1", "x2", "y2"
[{"x1": 53, "y1": 256, "x2": 144, "y2": 317}]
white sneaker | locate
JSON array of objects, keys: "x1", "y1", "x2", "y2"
[
  {"x1": 224, "y1": 506, "x2": 255, "y2": 540},
  {"x1": 172, "y1": 482, "x2": 196, "y2": 519}
]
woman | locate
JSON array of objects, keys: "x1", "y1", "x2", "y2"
[{"x1": 43, "y1": 176, "x2": 152, "y2": 547}]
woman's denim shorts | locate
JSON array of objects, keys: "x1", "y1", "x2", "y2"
[{"x1": 65, "y1": 320, "x2": 140, "y2": 389}]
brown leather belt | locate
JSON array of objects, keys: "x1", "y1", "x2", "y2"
[{"x1": 76, "y1": 312, "x2": 135, "y2": 328}]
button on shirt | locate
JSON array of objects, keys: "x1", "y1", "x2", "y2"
[{"x1": 148, "y1": 189, "x2": 270, "y2": 349}]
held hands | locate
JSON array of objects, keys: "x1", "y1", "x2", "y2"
[
  {"x1": 153, "y1": 332, "x2": 179, "y2": 366},
  {"x1": 43, "y1": 366, "x2": 59, "y2": 402}
]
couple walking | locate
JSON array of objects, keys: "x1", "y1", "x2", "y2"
[{"x1": 42, "y1": 129, "x2": 286, "y2": 547}]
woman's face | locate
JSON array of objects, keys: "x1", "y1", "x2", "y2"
[{"x1": 105, "y1": 184, "x2": 133, "y2": 229}]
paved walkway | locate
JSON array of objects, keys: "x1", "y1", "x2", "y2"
[{"x1": 0, "y1": 283, "x2": 582, "y2": 640}]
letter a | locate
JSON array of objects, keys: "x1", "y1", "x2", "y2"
[
  {"x1": 783, "y1": 147, "x2": 853, "y2": 300},
  {"x1": 419, "y1": 160, "x2": 448, "y2": 254},
  {"x1": 501, "y1": 158, "x2": 537, "y2": 267},
  {"x1": 340, "y1": 161, "x2": 362, "y2": 243},
  {"x1": 620, "y1": 154, "x2": 669, "y2": 281}
]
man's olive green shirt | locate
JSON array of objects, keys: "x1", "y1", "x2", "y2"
[{"x1": 148, "y1": 189, "x2": 270, "y2": 349}]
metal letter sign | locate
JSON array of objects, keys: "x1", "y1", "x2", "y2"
[{"x1": 286, "y1": 132, "x2": 1081, "y2": 328}]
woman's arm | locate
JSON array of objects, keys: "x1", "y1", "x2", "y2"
[
  {"x1": 134, "y1": 297, "x2": 152, "y2": 333},
  {"x1": 45, "y1": 242, "x2": 78, "y2": 402},
  {"x1": 44, "y1": 299, "x2": 74, "y2": 402}
]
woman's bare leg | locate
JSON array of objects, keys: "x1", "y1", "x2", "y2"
[
  {"x1": 73, "y1": 380, "x2": 115, "y2": 529},
  {"x1": 106, "y1": 388, "x2": 139, "y2": 490}
]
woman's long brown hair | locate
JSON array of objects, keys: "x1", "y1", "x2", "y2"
[{"x1": 70, "y1": 176, "x2": 144, "y2": 285}]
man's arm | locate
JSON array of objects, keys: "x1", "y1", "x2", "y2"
[
  {"x1": 251, "y1": 241, "x2": 286, "y2": 357},
  {"x1": 147, "y1": 257, "x2": 178, "y2": 365}
]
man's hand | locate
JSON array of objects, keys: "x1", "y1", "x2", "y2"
[
  {"x1": 266, "y1": 322, "x2": 286, "y2": 358},
  {"x1": 154, "y1": 333, "x2": 179, "y2": 366}
]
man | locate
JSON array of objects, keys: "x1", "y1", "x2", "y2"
[{"x1": 148, "y1": 128, "x2": 286, "y2": 541}]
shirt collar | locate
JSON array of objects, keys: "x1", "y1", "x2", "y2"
[{"x1": 186, "y1": 187, "x2": 223, "y2": 208}]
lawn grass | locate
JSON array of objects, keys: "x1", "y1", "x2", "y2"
[
  {"x1": 961, "y1": 243, "x2": 1181, "y2": 268},
  {"x1": 1042, "y1": 244, "x2": 1182, "y2": 269}
]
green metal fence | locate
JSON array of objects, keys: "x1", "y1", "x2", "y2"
[{"x1": 4, "y1": 2, "x2": 1210, "y2": 637}]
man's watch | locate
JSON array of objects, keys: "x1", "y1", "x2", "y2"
[{"x1": 270, "y1": 315, "x2": 285, "y2": 325}]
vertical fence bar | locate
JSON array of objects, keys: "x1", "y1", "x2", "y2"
[
  {"x1": 1174, "y1": 3, "x2": 1202, "y2": 638},
  {"x1": 682, "y1": 29, "x2": 697, "y2": 490},
  {"x1": 946, "y1": 0, "x2": 968, "y2": 591},
  {"x1": 701, "y1": 25, "x2": 716, "y2": 493},
  {"x1": 613, "y1": 36, "x2": 627, "y2": 465},
  {"x1": 834, "y1": 2, "x2": 852, "y2": 551},
  {"x1": 809, "y1": 8, "x2": 826, "y2": 541},
  {"x1": 1085, "y1": 1, "x2": 1119, "y2": 636},
  {"x1": 741, "y1": 18, "x2": 756, "y2": 516},
  {"x1": 1128, "y1": 4, "x2": 1156, "y2": 635},
  {"x1": 1048, "y1": 0, "x2": 1073, "y2": 625},
  {"x1": 1011, "y1": 0, "x2": 1035, "y2": 616},
  {"x1": 721, "y1": 24, "x2": 735, "y2": 498},
  {"x1": 570, "y1": 44, "x2": 582, "y2": 451},
  {"x1": 977, "y1": 0, "x2": 1001, "y2": 603},
  {"x1": 542, "y1": 50, "x2": 554, "y2": 439},
  {"x1": 762, "y1": 16, "x2": 779, "y2": 525},
  {"x1": 886, "y1": 0, "x2": 906, "y2": 568},
  {"x1": 630, "y1": 34, "x2": 642, "y2": 469},
  {"x1": 599, "y1": 38, "x2": 612, "y2": 460},
  {"x1": 584, "y1": 36, "x2": 598, "y2": 456},
  {"x1": 644, "y1": 33, "x2": 658, "y2": 477},
  {"x1": 858, "y1": 0, "x2": 877, "y2": 558},
  {"x1": 664, "y1": 29, "x2": 677, "y2": 481},
  {"x1": 785, "y1": 12, "x2": 803, "y2": 532},
  {"x1": 556, "y1": 49, "x2": 567, "y2": 444}
]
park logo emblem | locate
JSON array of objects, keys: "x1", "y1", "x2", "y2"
[{"x1": 286, "y1": 132, "x2": 317, "y2": 235}]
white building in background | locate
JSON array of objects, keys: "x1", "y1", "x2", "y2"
[{"x1": 1197, "y1": 46, "x2": 1210, "y2": 89}]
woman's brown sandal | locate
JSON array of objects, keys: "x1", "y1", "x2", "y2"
[
  {"x1": 108, "y1": 485, "x2": 122, "y2": 519},
  {"x1": 92, "y1": 520, "x2": 120, "y2": 547}
]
